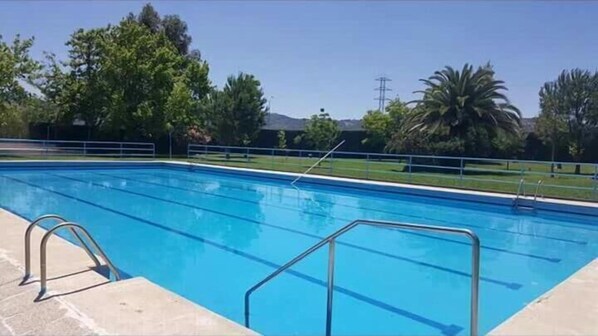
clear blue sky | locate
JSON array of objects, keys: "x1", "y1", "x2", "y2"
[{"x1": 2, "y1": 1, "x2": 597, "y2": 119}]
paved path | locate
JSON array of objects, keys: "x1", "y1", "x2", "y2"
[{"x1": 0, "y1": 255, "x2": 98, "y2": 336}]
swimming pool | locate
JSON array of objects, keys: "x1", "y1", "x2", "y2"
[{"x1": 0, "y1": 163, "x2": 596, "y2": 335}]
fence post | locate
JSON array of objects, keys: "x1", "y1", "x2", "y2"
[
  {"x1": 43, "y1": 141, "x2": 48, "y2": 159},
  {"x1": 329, "y1": 152, "x2": 334, "y2": 175},
  {"x1": 365, "y1": 154, "x2": 370, "y2": 180},
  {"x1": 593, "y1": 164, "x2": 598, "y2": 200},
  {"x1": 246, "y1": 148, "x2": 250, "y2": 163},
  {"x1": 460, "y1": 158, "x2": 464, "y2": 184},
  {"x1": 120, "y1": 143, "x2": 123, "y2": 158},
  {"x1": 271, "y1": 149, "x2": 275, "y2": 170},
  {"x1": 83, "y1": 142, "x2": 87, "y2": 157},
  {"x1": 408, "y1": 155, "x2": 413, "y2": 182}
]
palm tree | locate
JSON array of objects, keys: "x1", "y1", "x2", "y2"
[{"x1": 410, "y1": 64, "x2": 521, "y2": 139}]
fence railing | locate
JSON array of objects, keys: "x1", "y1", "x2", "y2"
[
  {"x1": 0, "y1": 138, "x2": 155, "y2": 159},
  {"x1": 188, "y1": 144, "x2": 598, "y2": 202}
]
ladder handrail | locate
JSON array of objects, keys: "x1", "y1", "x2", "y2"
[
  {"x1": 24, "y1": 214, "x2": 100, "y2": 280},
  {"x1": 244, "y1": 219, "x2": 481, "y2": 336},
  {"x1": 513, "y1": 178, "x2": 526, "y2": 207},
  {"x1": 533, "y1": 179, "x2": 544, "y2": 203},
  {"x1": 291, "y1": 140, "x2": 346, "y2": 185},
  {"x1": 39, "y1": 222, "x2": 121, "y2": 294}
]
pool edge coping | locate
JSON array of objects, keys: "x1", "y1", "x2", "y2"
[
  {"x1": 1, "y1": 159, "x2": 597, "y2": 217},
  {"x1": 489, "y1": 258, "x2": 598, "y2": 335}
]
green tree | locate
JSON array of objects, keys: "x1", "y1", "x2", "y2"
[
  {"x1": 411, "y1": 64, "x2": 521, "y2": 150},
  {"x1": 37, "y1": 10, "x2": 211, "y2": 140},
  {"x1": 303, "y1": 112, "x2": 340, "y2": 150},
  {"x1": 162, "y1": 15, "x2": 192, "y2": 55},
  {"x1": 62, "y1": 28, "x2": 110, "y2": 138},
  {"x1": 492, "y1": 129, "x2": 523, "y2": 159},
  {"x1": 137, "y1": 3, "x2": 161, "y2": 33},
  {"x1": 0, "y1": 35, "x2": 41, "y2": 137},
  {"x1": 361, "y1": 110, "x2": 392, "y2": 152},
  {"x1": 539, "y1": 69, "x2": 598, "y2": 173},
  {"x1": 536, "y1": 82, "x2": 568, "y2": 167},
  {"x1": 207, "y1": 73, "x2": 269, "y2": 146},
  {"x1": 362, "y1": 97, "x2": 410, "y2": 152},
  {"x1": 135, "y1": 3, "x2": 192, "y2": 55},
  {"x1": 277, "y1": 130, "x2": 287, "y2": 149}
]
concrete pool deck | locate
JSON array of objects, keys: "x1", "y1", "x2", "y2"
[
  {"x1": 0, "y1": 209, "x2": 257, "y2": 335},
  {"x1": 490, "y1": 258, "x2": 598, "y2": 335}
]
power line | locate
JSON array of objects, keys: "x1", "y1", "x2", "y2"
[{"x1": 374, "y1": 76, "x2": 392, "y2": 111}]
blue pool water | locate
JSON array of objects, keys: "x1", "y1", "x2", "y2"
[{"x1": 0, "y1": 166, "x2": 597, "y2": 335}]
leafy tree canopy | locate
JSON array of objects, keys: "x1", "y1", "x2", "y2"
[
  {"x1": 277, "y1": 129, "x2": 287, "y2": 149},
  {"x1": 362, "y1": 97, "x2": 410, "y2": 152},
  {"x1": 134, "y1": 3, "x2": 193, "y2": 56},
  {"x1": 0, "y1": 35, "x2": 41, "y2": 136},
  {"x1": 303, "y1": 112, "x2": 341, "y2": 150},
  {"x1": 538, "y1": 69, "x2": 598, "y2": 167},
  {"x1": 35, "y1": 7, "x2": 211, "y2": 139},
  {"x1": 410, "y1": 63, "x2": 521, "y2": 139},
  {"x1": 206, "y1": 73, "x2": 269, "y2": 146}
]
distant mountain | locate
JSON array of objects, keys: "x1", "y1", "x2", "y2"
[
  {"x1": 264, "y1": 113, "x2": 536, "y2": 133},
  {"x1": 264, "y1": 113, "x2": 362, "y2": 131}
]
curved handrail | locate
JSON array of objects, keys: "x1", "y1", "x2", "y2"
[
  {"x1": 24, "y1": 214, "x2": 100, "y2": 280},
  {"x1": 244, "y1": 219, "x2": 481, "y2": 336},
  {"x1": 513, "y1": 178, "x2": 526, "y2": 207},
  {"x1": 39, "y1": 222, "x2": 121, "y2": 294},
  {"x1": 533, "y1": 180, "x2": 544, "y2": 203}
]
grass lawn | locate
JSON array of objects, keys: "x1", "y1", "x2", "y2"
[{"x1": 188, "y1": 152, "x2": 598, "y2": 202}]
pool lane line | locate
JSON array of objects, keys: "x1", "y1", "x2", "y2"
[
  {"x1": 153, "y1": 170, "x2": 598, "y2": 234},
  {"x1": 84, "y1": 171, "x2": 561, "y2": 264},
  {"x1": 53, "y1": 171, "x2": 559, "y2": 267},
  {"x1": 108, "y1": 171, "x2": 588, "y2": 246},
  {"x1": 83, "y1": 172, "x2": 523, "y2": 290},
  {"x1": 133, "y1": 171, "x2": 591, "y2": 244},
  {"x1": 0, "y1": 175, "x2": 463, "y2": 336},
  {"x1": 50, "y1": 172, "x2": 561, "y2": 264}
]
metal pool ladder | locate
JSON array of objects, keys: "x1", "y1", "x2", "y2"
[
  {"x1": 23, "y1": 215, "x2": 121, "y2": 294},
  {"x1": 244, "y1": 219, "x2": 481, "y2": 336},
  {"x1": 513, "y1": 179, "x2": 543, "y2": 210}
]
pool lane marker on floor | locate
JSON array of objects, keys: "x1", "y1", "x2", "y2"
[
  {"x1": 0, "y1": 174, "x2": 463, "y2": 336},
  {"x1": 83, "y1": 172, "x2": 522, "y2": 290},
  {"x1": 132, "y1": 171, "x2": 589, "y2": 246},
  {"x1": 82, "y1": 171, "x2": 561, "y2": 264}
]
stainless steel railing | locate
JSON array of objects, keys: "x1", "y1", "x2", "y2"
[
  {"x1": 187, "y1": 144, "x2": 598, "y2": 201},
  {"x1": 513, "y1": 179, "x2": 543, "y2": 210},
  {"x1": 24, "y1": 214, "x2": 100, "y2": 280},
  {"x1": 38, "y1": 222, "x2": 121, "y2": 294},
  {"x1": 534, "y1": 180, "x2": 544, "y2": 204},
  {"x1": 0, "y1": 138, "x2": 155, "y2": 158},
  {"x1": 244, "y1": 219, "x2": 481, "y2": 336},
  {"x1": 513, "y1": 178, "x2": 526, "y2": 208}
]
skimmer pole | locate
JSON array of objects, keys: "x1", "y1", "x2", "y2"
[{"x1": 291, "y1": 140, "x2": 345, "y2": 185}]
